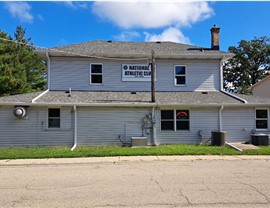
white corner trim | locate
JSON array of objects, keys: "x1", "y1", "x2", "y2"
[{"x1": 31, "y1": 89, "x2": 49, "y2": 103}]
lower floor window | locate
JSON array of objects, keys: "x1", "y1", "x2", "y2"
[
  {"x1": 48, "y1": 108, "x2": 60, "y2": 128},
  {"x1": 161, "y1": 110, "x2": 190, "y2": 131},
  {"x1": 256, "y1": 109, "x2": 268, "y2": 129}
]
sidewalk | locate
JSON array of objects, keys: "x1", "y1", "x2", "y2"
[{"x1": 1, "y1": 155, "x2": 270, "y2": 166}]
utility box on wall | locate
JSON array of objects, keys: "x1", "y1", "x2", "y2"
[{"x1": 131, "y1": 137, "x2": 147, "y2": 147}]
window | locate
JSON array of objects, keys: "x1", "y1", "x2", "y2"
[
  {"x1": 176, "y1": 110, "x2": 189, "y2": 130},
  {"x1": 161, "y1": 110, "x2": 190, "y2": 131},
  {"x1": 256, "y1": 109, "x2": 268, "y2": 130},
  {"x1": 174, "y1": 65, "x2": 186, "y2": 86},
  {"x1": 48, "y1": 108, "x2": 60, "y2": 128},
  {"x1": 90, "y1": 64, "x2": 102, "y2": 84},
  {"x1": 161, "y1": 110, "x2": 174, "y2": 130}
]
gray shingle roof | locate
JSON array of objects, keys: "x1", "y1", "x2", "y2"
[
  {"x1": 36, "y1": 41, "x2": 233, "y2": 59},
  {"x1": 1, "y1": 91, "x2": 261, "y2": 106},
  {"x1": 236, "y1": 94, "x2": 270, "y2": 104},
  {"x1": 0, "y1": 92, "x2": 41, "y2": 104}
]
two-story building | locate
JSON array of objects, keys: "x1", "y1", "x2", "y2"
[{"x1": 0, "y1": 25, "x2": 270, "y2": 148}]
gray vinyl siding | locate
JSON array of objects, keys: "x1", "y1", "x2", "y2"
[
  {"x1": 222, "y1": 107, "x2": 256, "y2": 142},
  {"x1": 155, "y1": 107, "x2": 219, "y2": 145},
  {"x1": 0, "y1": 106, "x2": 73, "y2": 147},
  {"x1": 49, "y1": 57, "x2": 220, "y2": 92},
  {"x1": 77, "y1": 107, "x2": 151, "y2": 146}
]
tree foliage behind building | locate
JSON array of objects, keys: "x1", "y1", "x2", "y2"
[
  {"x1": 223, "y1": 36, "x2": 270, "y2": 94},
  {"x1": 0, "y1": 26, "x2": 46, "y2": 96}
]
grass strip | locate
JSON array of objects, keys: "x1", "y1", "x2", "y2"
[{"x1": 1, "y1": 144, "x2": 270, "y2": 160}]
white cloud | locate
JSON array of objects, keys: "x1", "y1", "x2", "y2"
[
  {"x1": 144, "y1": 27, "x2": 190, "y2": 44},
  {"x1": 63, "y1": 1, "x2": 88, "y2": 9},
  {"x1": 4, "y1": 2, "x2": 33, "y2": 23},
  {"x1": 92, "y1": 2, "x2": 213, "y2": 29},
  {"x1": 114, "y1": 31, "x2": 140, "y2": 41}
]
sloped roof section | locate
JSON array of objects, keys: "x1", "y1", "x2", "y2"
[
  {"x1": 236, "y1": 94, "x2": 270, "y2": 104},
  {"x1": 0, "y1": 92, "x2": 41, "y2": 104},
  {"x1": 1, "y1": 91, "x2": 269, "y2": 106},
  {"x1": 0, "y1": 91, "x2": 250, "y2": 106},
  {"x1": 36, "y1": 41, "x2": 234, "y2": 60}
]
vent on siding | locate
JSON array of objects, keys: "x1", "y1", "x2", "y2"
[{"x1": 14, "y1": 106, "x2": 28, "y2": 118}]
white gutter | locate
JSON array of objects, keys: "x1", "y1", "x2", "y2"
[
  {"x1": 221, "y1": 90, "x2": 248, "y2": 104},
  {"x1": 71, "y1": 105, "x2": 77, "y2": 151},
  {"x1": 219, "y1": 55, "x2": 247, "y2": 104},
  {"x1": 220, "y1": 56, "x2": 225, "y2": 91},
  {"x1": 3, "y1": 102, "x2": 268, "y2": 108},
  {"x1": 31, "y1": 89, "x2": 49, "y2": 103},
  {"x1": 219, "y1": 105, "x2": 224, "y2": 131},
  {"x1": 0, "y1": 102, "x2": 157, "y2": 107},
  {"x1": 46, "y1": 49, "x2": 51, "y2": 90}
]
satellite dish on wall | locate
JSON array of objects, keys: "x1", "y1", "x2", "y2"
[{"x1": 14, "y1": 106, "x2": 27, "y2": 118}]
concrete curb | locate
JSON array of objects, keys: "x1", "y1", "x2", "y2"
[{"x1": 1, "y1": 155, "x2": 270, "y2": 166}]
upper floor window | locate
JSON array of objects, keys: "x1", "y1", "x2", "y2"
[
  {"x1": 174, "y1": 65, "x2": 186, "y2": 86},
  {"x1": 256, "y1": 109, "x2": 268, "y2": 130},
  {"x1": 90, "y1": 64, "x2": 103, "y2": 84},
  {"x1": 48, "y1": 108, "x2": 60, "y2": 128}
]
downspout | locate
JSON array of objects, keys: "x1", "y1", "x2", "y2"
[
  {"x1": 219, "y1": 105, "x2": 224, "y2": 131},
  {"x1": 220, "y1": 56, "x2": 225, "y2": 92},
  {"x1": 151, "y1": 106, "x2": 157, "y2": 146},
  {"x1": 220, "y1": 56, "x2": 247, "y2": 104},
  {"x1": 71, "y1": 105, "x2": 77, "y2": 151},
  {"x1": 45, "y1": 49, "x2": 51, "y2": 90}
]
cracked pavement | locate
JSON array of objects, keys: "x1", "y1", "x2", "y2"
[{"x1": 1, "y1": 158, "x2": 270, "y2": 207}]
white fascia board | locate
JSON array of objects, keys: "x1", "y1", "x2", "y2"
[
  {"x1": 1, "y1": 102, "x2": 269, "y2": 109},
  {"x1": 0, "y1": 102, "x2": 157, "y2": 107},
  {"x1": 157, "y1": 103, "x2": 270, "y2": 108}
]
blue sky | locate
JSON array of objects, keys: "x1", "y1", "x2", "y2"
[{"x1": 1, "y1": 1, "x2": 270, "y2": 51}]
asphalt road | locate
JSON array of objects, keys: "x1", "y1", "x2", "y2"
[{"x1": 1, "y1": 158, "x2": 270, "y2": 208}]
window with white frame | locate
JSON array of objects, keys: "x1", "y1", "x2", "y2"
[
  {"x1": 161, "y1": 110, "x2": 190, "y2": 131},
  {"x1": 174, "y1": 65, "x2": 186, "y2": 86},
  {"x1": 48, "y1": 108, "x2": 60, "y2": 128},
  {"x1": 90, "y1": 64, "x2": 103, "y2": 84},
  {"x1": 256, "y1": 109, "x2": 268, "y2": 130}
]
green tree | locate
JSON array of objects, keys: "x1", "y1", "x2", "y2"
[
  {"x1": 223, "y1": 36, "x2": 270, "y2": 94},
  {"x1": 0, "y1": 26, "x2": 46, "y2": 96}
]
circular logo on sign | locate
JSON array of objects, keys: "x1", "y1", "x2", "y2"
[{"x1": 123, "y1": 65, "x2": 128, "y2": 70}]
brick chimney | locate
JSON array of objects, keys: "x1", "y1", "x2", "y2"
[{"x1": 210, "y1": 24, "x2": 220, "y2": 50}]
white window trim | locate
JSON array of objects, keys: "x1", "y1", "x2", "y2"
[
  {"x1": 90, "y1": 63, "x2": 103, "y2": 85},
  {"x1": 160, "y1": 109, "x2": 190, "y2": 132},
  {"x1": 174, "y1": 65, "x2": 187, "y2": 86},
  {"x1": 47, "y1": 107, "x2": 61, "y2": 129},
  {"x1": 255, "y1": 108, "x2": 269, "y2": 131}
]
